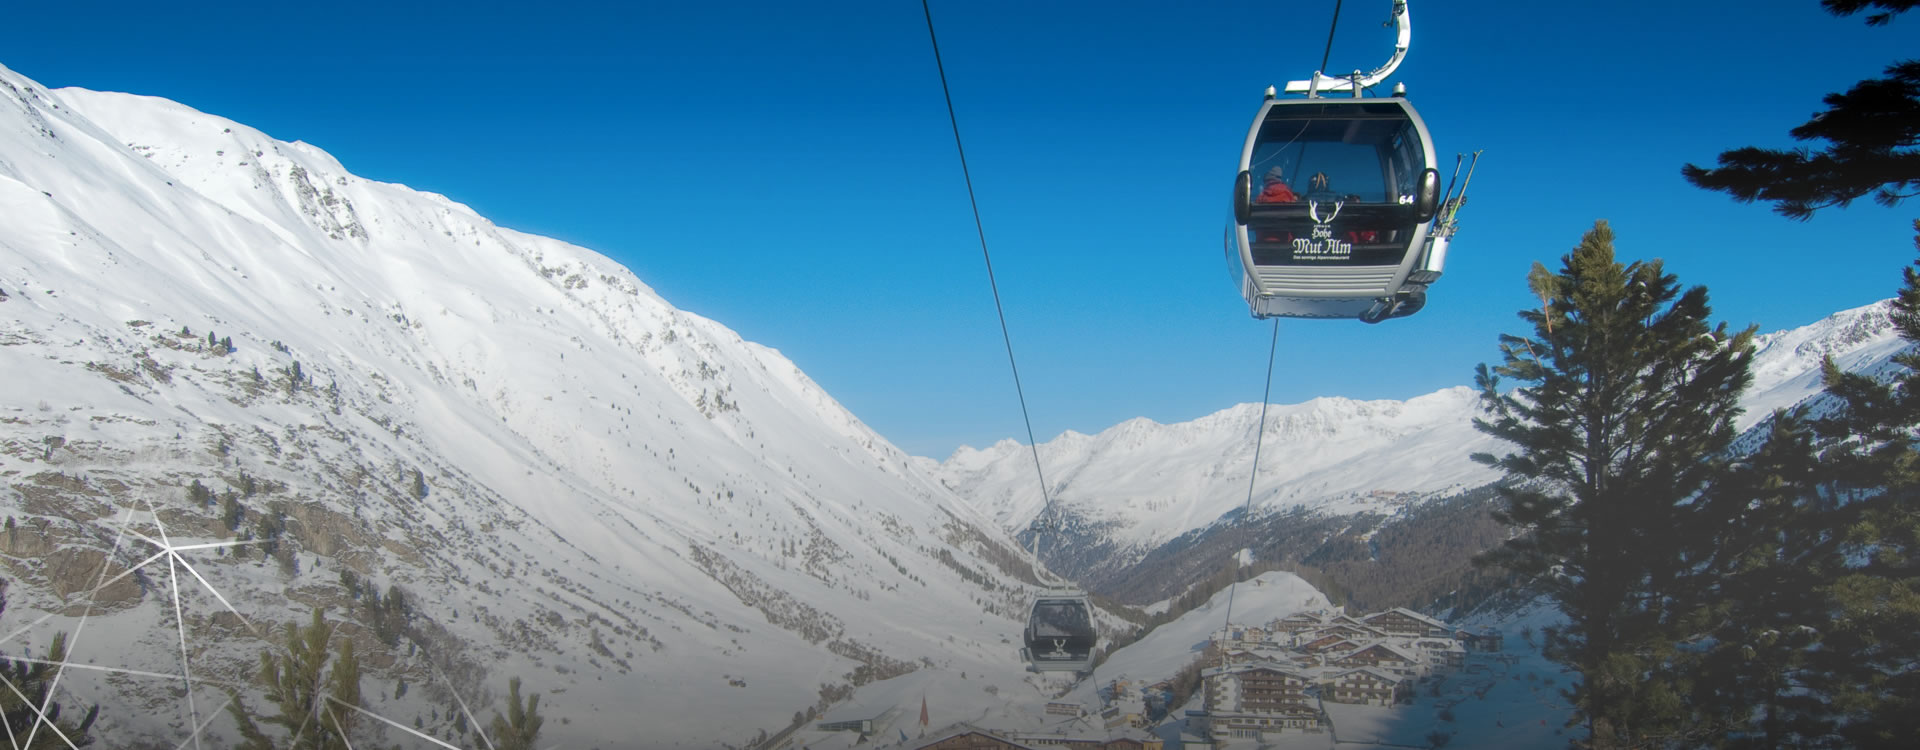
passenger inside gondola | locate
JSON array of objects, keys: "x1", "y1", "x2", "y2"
[
  {"x1": 1032, "y1": 602, "x2": 1092, "y2": 638},
  {"x1": 1256, "y1": 166, "x2": 1297, "y2": 204},
  {"x1": 1253, "y1": 166, "x2": 1298, "y2": 244}
]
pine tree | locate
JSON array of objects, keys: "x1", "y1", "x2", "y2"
[
  {"x1": 1790, "y1": 220, "x2": 1920, "y2": 748},
  {"x1": 486, "y1": 677, "x2": 543, "y2": 750},
  {"x1": 1673, "y1": 412, "x2": 1836, "y2": 747},
  {"x1": 1472, "y1": 220, "x2": 1756, "y2": 748},
  {"x1": 227, "y1": 607, "x2": 362, "y2": 750},
  {"x1": 0, "y1": 582, "x2": 98, "y2": 748},
  {"x1": 223, "y1": 492, "x2": 245, "y2": 532},
  {"x1": 1681, "y1": 2, "x2": 1916, "y2": 218}
]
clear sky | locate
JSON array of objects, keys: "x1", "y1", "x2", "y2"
[{"x1": 8, "y1": 0, "x2": 1914, "y2": 459}]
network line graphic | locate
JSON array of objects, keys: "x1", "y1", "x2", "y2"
[{"x1": 0, "y1": 499, "x2": 501, "y2": 750}]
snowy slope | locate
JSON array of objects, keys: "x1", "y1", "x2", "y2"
[
  {"x1": 934, "y1": 387, "x2": 1504, "y2": 561},
  {"x1": 937, "y1": 300, "x2": 1907, "y2": 570},
  {"x1": 1742, "y1": 300, "x2": 1906, "y2": 421},
  {"x1": 0, "y1": 64, "x2": 1058, "y2": 748}
]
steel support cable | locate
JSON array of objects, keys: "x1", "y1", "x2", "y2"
[
  {"x1": 1217, "y1": 4, "x2": 1341, "y2": 670},
  {"x1": 920, "y1": 1, "x2": 1061, "y2": 578},
  {"x1": 1318, "y1": 0, "x2": 1346, "y2": 77},
  {"x1": 1216, "y1": 319, "x2": 1281, "y2": 669}
]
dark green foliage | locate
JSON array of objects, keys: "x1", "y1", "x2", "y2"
[
  {"x1": 188, "y1": 479, "x2": 213, "y2": 507},
  {"x1": 1473, "y1": 221, "x2": 1756, "y2": 748},
  {"x1": 1676, "y1": 413, "x2": 1835, "y2": 747},
  {"x1": 1792, "y1": 221, "x2": 1920, "y2": 748},
  {"x1": 223, "y1": 492, "x2": 245, "y2": 532},
  {"x1": 0, "y1": 582, "x2": 98, "y2": 748},
  {"x1": 227, "y1": 607, "x2": 362, "y2": 750},
  {"x1": 1683, "y1": 3, "x2": 1916, "y2": 218},
  {"x1": 1665, "y1": 225, "x2": 1920, "y2": 748},
  {"x1": 486, "y1": 677, "x2": 543, "y2": 750},
  {"x1": 1821, "y1": 0, "x2": 1916, "y2": 25},
  {"x1": 361, "y1": 583, "x2": 413, "y2": 648}
]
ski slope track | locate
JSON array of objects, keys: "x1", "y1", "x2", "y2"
[{"x1": 0, "y1": 64, "x2": 1074, "y2": 748}]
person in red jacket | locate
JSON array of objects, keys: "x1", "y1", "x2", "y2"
[
  {"x1": 1255, "y1": 165, "x2": 1298, "y2": 204},
  {"x1": 1253, "y1": 166, "x2": 1297, "y2": 244}
]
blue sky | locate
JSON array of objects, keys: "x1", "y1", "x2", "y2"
[{"x1": 9, "y1": 0, "x2": 1915, "y2": 459}]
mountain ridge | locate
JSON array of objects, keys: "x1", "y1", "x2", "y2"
[
  {"x1": 2, "y1": 63, "x2": 1068, "y2": 748},
  {"x1": 934, "y1": 298, "x2": 1907, "y2": 588}
]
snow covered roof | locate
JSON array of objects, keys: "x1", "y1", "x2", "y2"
[{"x1": 1363, "y1": 606, "x2": 1451, "y2": 630}]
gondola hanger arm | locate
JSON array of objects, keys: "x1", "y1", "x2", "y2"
[{"x1": 1283, "y1": 0, "x2": 1410, "y2": 97}]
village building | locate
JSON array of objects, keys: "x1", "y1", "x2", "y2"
[
  {"x1": 1457, "y1": 628, "x2": 1505, "y2": 652},
  {"x1": 1361, "y1": 607, "x2": 1452, "y2": 638},
  {"x1": 1299, "y1": 634, "x2": 1360, "y2": 655},
  {"x1": 1331, "y1": 641, "x2": 1427, "y2": 678},
  {"x1": 1410, "y1": 636, "x2": 1468, "y2": 669},
  {"x1": 913, "y1": 723, "x2": 1166, "y2": 750},
  {"x1": 1271, "y1": 610, "x2": 1333, "y2": 636},
  {"x1": 1293, "y1": 623, "x2": 1385, "y2": 648},
  {"x1": 1201, "y1": 662, "x2": 1324, "y2": 741},
  {"x1": 915, "y1": 727, "x2": 1042, "y2": 750},
  {"x1": 1320, "y1": 667, "x2": 1413, "y2": 706}
]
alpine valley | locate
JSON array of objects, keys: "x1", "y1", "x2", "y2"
[{"x1": 0, "y1": 61, "x2": 1906, "y2": 749}]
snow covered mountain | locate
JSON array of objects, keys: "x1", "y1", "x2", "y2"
[
  {"x1": 0, "y1": 64, "x2": 1071, "y2": 748},
  {"x1": 934, "y1": 300, "x2": 1908, "y2": 584}
]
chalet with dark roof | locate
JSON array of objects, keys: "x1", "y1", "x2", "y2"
[{"x1": 1361, "y1": 607, "x2": 1452, "y2": 638}]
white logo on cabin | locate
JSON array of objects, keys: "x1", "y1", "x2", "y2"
[{"x1": 1294, "y1": 200, "x2": 1353, "y2": 259}]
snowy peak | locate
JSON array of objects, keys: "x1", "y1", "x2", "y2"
[
  {"x1": 1742, "y1": 300, "x2": 1905, "y2": 422},
  {"x1": 0, "y1": 63, "x2": 1053, "y2": 748},
  {"x1": 939, "y1": 302, "x2": 1911, "y2": 575},
  {"x1": 933, "y1": 385, "x2": 1502, "y2": 555}
]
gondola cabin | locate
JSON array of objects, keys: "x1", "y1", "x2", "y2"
[
  {"x1": 1021, "y1": 591, "x2": 1096, "y2": 673},
  {"x1": 1226, "y1": 96, "x2": 1444, "y2": 322}
]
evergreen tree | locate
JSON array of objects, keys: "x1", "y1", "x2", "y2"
[
  {"x1": 1681, "y1": 2, "x2": 1916, "y2": 218},
  {"x1": 223, "y1": 492, "x2": 245, "y2": 532},
  {"x1": 1821, "y1": 0, "x2": 1916, "y2": 26},
  {"x1": 0, "y1": 583, "x2": 97, "y2": 748},
  {"x1": 1674, "y1": 412, "x2": 1836, "y2": 747},
  {"x1": 486, "y1": 677, "x2": 543, "y2": 750},
  {"x1": 1792, "y1": 221, "x2": 1920, "y2": 748},
  {"x1": 227, "y1": 607, "x2": 362, "y2": 750},
  {"x1": 1472, "y1": 221, "x2": 1756, "y2": 748}
]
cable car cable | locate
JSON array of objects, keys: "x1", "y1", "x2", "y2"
[
  {"x1": 1318, "y1": 0, "x2": 1345, "y2": 75},
  {"x1": 1214, "y1": 0, "x2": 1348, "y2": 665},
  {"x1": 921, "y1": 2, "x2": 1098, "y2": 675},
  {"x1": 1215, "y1": 318, "x2": 1281, "y2": 670},
  {"x1": 919, "y1": 0, "x2": 1060, "y2": 564}
]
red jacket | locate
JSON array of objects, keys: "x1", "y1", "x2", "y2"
[{"x1": 1255, "y1": 182, "x2": 1297, "y2": 204}]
